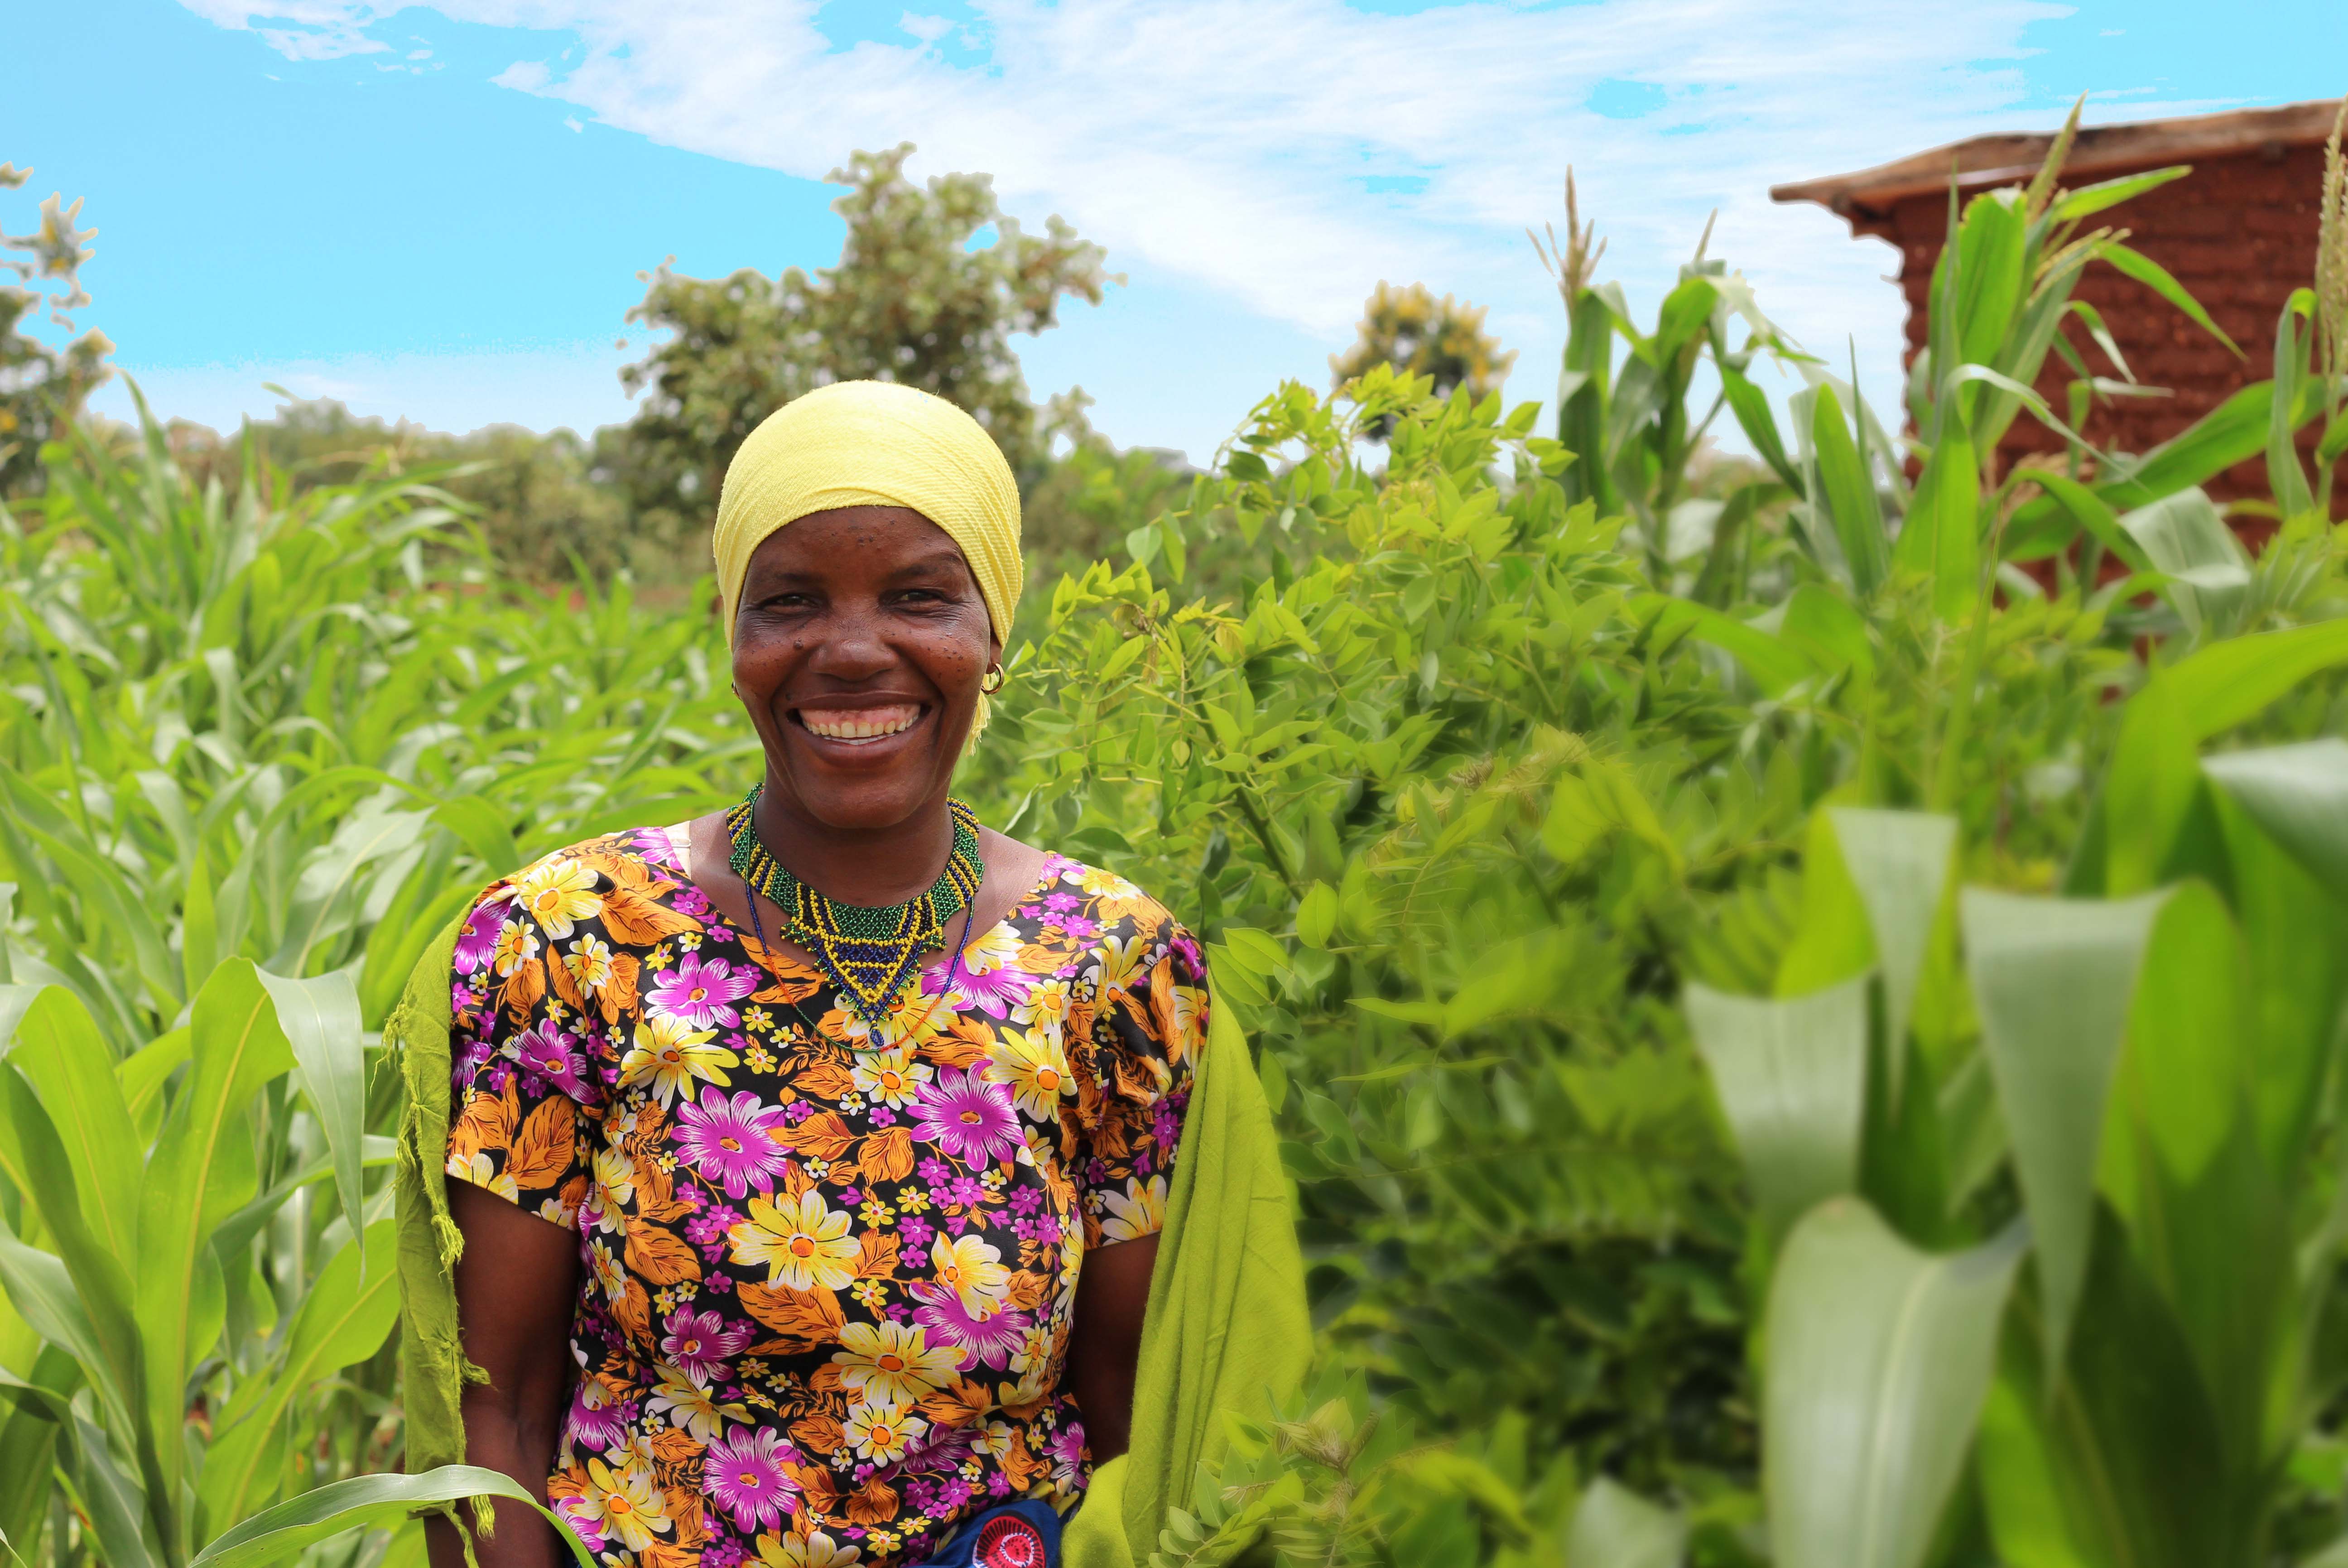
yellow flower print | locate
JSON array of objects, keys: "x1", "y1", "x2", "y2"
[
  {"x1": 850, "y1": 1045, "x2": 932, "y2": 1110},
  {"x1": 492, "y1": 918, "x2": 540, "y2": 979},
  {"x1": 1011, "y1": 977, "x2": 1073, "y2": 1036},
  {"x1": 984, "y1": 1029, "x2": 1076, "y2": 1122},
  {"x1": 1076, "y1": 865, "x2": 1141, "y2": 899},
  {"x1": 587, "y1": 1238, "x2": 627, "y2": 1305},
  {"x1": 1102, "y1": 1174, "x2": 1168, "y2": 1243},
  {"x1": 931, "y1": 1232, "x2": 1010, "y2": 1318},
  {"x1": 996, "y1": 1358, "x2": 1050, "y2": 1410},
  {"x1": 1090, "y1": 932, "x2": 1148, "y2": 995},
  {"x1": 960, "y1": 922, "x2": 1024, "y2": 976},
  {"x1": 755, "y1": 1528, "x2": 863, "y2": 1568},
  {"x1": 573, "y1": 1455, "x2": 669, "y2": 1553},
  {"x1": 587, "y1": 1145, "x2": 635, "y2": 1233},
  {"x1": 831, "y1": 1320, "x2": 962, "y2": 1406},
  {"x1": 843, "y1": 1399, "x2": 928, "y2": 1465},
  {"x1": 728, "y1": 1190, "x2": 859, "y2": 1291},
  {"x1": 1164, "y1": 981, "x2": 1207, "y2": 1054},
  {"x1": 620, "y1": 1013, "x2": 736, "y2": 1106},
  {"x1": 516, "y1": 856, "x2": 603, "y2": 941},
  {"x1": 648, "y1": 1361, "x2": 751, "y2": 1443},
  {"x1": 1010, "y1": 1322, "x2": 1057, "y2": 1376},
  {"x1": 563, "y1": 933, "x2": 614, "y2": 995},
  {"x1": 447, "y1": 1151, "x2": 518, "y2": 1203}
]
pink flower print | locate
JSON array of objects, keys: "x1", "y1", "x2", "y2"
[
  {"x1": 909, "y1": 1282, "x2": 1030, "y2": 1370},
  {"x1": 632, "y1": 826, "x2": 683, "y2": 866},
  {"x1": 511, "y1": 1020, "x2": 590, "y2": 1100},
  {"x1": 659, "y1": 1308, "x2": 755, "y2": 1385},
  {"x1": 565, "y1": 1375, "x2": 631, "y2": 1452},
  {"x1": 647, "y1": 953, "x2": 757, "y2": 1030},
  {"x1": 1050, "y1": 1420, "x2": 1088, "y2": 1484},
  {"x1": 909, "y1": 1068, "x2": 1023, "y2": 1165},
  {"x1": 454, "y1": 897, "x2": 507, "y2": 975},
  {"x1": 676, "y1": 1087, "x2": 789, "y2": 1199},
  {"x1": 951, "y1": 962, "x2": 1032, "y2": 1020}
]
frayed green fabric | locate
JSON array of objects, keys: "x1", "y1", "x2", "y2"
[
  {"x1": 1061, "y1": 986, "x2": 1313, "y2": 1568},
  {"x1": 390, "y1": 913, "x2": 1308, "y2": 1566},
  {"x1": 390, "y1": 914, "x2": 496, "y2": 1539}
]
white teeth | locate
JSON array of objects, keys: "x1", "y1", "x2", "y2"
[{"x1": 800, "y1": 705, "x2": 920, "y2": 741}]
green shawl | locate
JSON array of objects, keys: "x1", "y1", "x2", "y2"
[{"x1": 390, "y1": 916, "x2": 1310, "y2": 1568}]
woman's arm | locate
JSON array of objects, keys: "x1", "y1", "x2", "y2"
[
  {"x1": 423, "y1": 1182, "x2": 584, "y2": 1568},
  {"x1": 1066, "y1": 1233, "x2": 1159, "y2": 1463}
]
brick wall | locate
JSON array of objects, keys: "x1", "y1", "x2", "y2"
[{"x1": 1857, "y1": 143, "x2": 2334, "y2": 512}]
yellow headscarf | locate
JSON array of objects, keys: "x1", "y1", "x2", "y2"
[{"x1": 712, "y1": 380, "x2": 1024, "y2": 739}]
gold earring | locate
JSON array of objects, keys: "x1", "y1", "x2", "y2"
[{"x1": 981, "y1": 666, "x2": 1006, "y2": 694}]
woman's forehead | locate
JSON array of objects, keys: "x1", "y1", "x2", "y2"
[{"x1": 745, "y1": 505, "x2": 970, "y2": 578}]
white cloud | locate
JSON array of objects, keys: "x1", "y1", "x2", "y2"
[
  {"x1": 181, "y1": 0, "x2": 390, "y2": 58},
  {"x1": 174, "y1": 0, "x2": 2259, "y2": 447}
]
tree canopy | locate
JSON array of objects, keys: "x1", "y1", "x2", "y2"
[
  {"x1": 1, "y1": 160, "x2": 109, "y2": 496},
  {"x1": 611, "y1": 144, "x2": 1116, "y2": 546},
  {"x1": 1329, "y1": 280, "x2": 1514, "y2": 409}
]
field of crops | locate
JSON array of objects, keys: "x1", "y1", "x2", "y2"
[{"x1": 2, "y1": 130, "x2": 2348, "y2": 1568}]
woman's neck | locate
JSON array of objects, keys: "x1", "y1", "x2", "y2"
[{"x1": 751, "y1": 783, "x2": 956, "y2": 909}]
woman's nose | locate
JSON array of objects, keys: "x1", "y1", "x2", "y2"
[{"x1": 802, "y1": 605, "x2": 895, "y2": 678}]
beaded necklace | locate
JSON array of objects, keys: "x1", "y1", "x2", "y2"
[{"x1": 726, "y1": 786, "x2": 985, "y2": 1029}]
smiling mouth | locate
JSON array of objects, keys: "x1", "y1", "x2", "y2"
[{"x1": 794, "y1": 703, "x2": 925, "y2": 743}]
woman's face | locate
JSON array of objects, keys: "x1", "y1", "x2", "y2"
[{"x1": 731, "y1": 505, "x2": 998, "y2": 833}]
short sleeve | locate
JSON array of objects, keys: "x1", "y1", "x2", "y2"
[
  {"x1": 1071, "y1": 913, "x2": 1206, "y2": 1249},
  {"x1": 443, "y1": 886, "x2": 602, "y2": 1231}
]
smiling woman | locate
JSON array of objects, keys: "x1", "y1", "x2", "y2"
[{"x1": 393, "y1": 381, "x2": 1300, "y2": 1568}]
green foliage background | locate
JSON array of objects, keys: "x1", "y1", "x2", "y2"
[{"x1": 0, "y1": 115, "x2": 2346, "y2": 1568}]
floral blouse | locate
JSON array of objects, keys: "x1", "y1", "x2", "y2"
[{"x1": 443, "y1": 826, "x2": 1204, "y2": 1568}]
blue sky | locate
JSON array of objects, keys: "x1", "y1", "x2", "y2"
[{"x1": 8, "y1": 0, "x2": 2345, "y2": 464}]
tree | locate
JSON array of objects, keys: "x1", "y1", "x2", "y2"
[
  {"x1": 1328, "y1": 281, "x2": 1514, "y2": 410},
  {"x1": 613, "y1": 144, "x2": 1115, "y2": 544},
  {"x1": 1, "y1": 160, "x2": 110, "y2": 496}
]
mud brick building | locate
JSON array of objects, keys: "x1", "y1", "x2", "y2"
[{"x1": 1774, "y1": 100, "x2": 2341, "y2": 508}]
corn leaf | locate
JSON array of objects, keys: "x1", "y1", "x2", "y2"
[
  {"x1": 2103, "y1": 243, "x2": 2242, "y2": 357},
  {"x1": 1809, "y1": 384, "x2": 1889, "y2": 595},
  {"x1": 189, "y1": 1466, "x2": 595, "y2": 1568},
  {"x1": 2204, "y1": 739, "x2": 2348, "y2": 893},
  {"x1": 1684, "y1": 976, "x2": 1868, "y2": 1244},
  {"x1": 1827, "y1": 809, "x2": 1957, "y2": 1089},
  {"x1": 137, "y1": 958, "x2": 297, "y2": 1504},
  {"x1": 1961, "y1": 887, "x2": 2165, "y2": 1379},
  {"x1": 1564, "y1": 1476, "x2": 1684, "y2": 1568},
  {"x1": 200, "y1": 1217, "x2": 403, "y2": 1529},
  {"x1": 10, "y1": 987, "x2": 144, "y2": 1267},
  {"x1": 1765, "y1": 1199, "x2": 2026, "y2": 1568},
  {"x1": 254, "y1": 964, "x2": 367, "y2": 1250}
]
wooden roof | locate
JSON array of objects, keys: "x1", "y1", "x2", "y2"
[{"x1": 1772, "y1": 98, "x2": 2343, "y2": 220}]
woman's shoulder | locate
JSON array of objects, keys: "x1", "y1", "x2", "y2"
[
  {"x1": 455, "y1": 824, "x2": 704, "y2": 960},
  {"x1": 1020, "y1": 854, "x2": 1205, "y2": 980}
]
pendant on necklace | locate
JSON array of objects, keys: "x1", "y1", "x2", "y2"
[{"x1": 726, "y1": 788, "x2": 984, "y2": 1029}]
